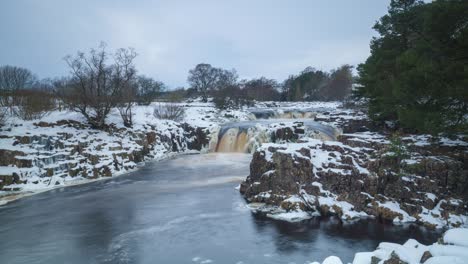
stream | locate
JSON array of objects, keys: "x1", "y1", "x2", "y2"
[{"x1": 0, "y1": 153, "x2": 440, "y2": 264}]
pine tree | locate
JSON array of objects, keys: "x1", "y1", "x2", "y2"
[{"x1": 356, "y1": 0, "x2": 468, "y2": 133}]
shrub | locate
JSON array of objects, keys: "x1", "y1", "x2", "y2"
[
  {"x1": 387, "y1": 134, "x2": 410, "y2": 173},
  {"x1": 153, "y1": 103, "x2": 185, "y2": 121}
]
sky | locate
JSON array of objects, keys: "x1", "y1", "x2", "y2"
[{"x1": 0, "y1": 0, "x2": 389, "y2": 88}]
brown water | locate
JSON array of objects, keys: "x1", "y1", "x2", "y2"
[{"x1": 214, "y1": 119, "x2": 338, "y2": 153}]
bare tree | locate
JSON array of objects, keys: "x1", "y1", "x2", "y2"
[
  {"x1": 114, "y1": 48, "x2": 138, "y2": 127},
  {"x1": 137, "y1": 75, "x2": 165, "y2": 105},
  {"x1": 216, "y1": 68, "x2": 238, "y2": 90},
  {"x1": 62, "y1": 43, "x2": 137, "y2": 129},
  {"x1": 242, "y1": 77, "x2": 280, "y2": 101},
  {"x1": 0, "y1": 65, "x2": 37, "y2": 111},
  {"x1": 187, "y1": 63, "x2": 219, "y2": 102},
  {"x1": 0, "y1": 65, "x2": 36, "y2": 91},
  {"x1": 324, "y1": 64, "x2": 353, "y2": 101}
]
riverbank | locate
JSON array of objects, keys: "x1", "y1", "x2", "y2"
[
  {"x1": 0, "y1": 102, "x2": 220, "y2": 205},
  {"x1": 240, "y1": 108, "x2": 468, "y2": 229}
]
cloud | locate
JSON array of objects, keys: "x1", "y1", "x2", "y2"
[{"x1": 0, "y1": 0, "x2": 388, "y2": 88}]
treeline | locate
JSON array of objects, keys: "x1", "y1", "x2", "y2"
[
  {"x1": 184, "y1": 63, "x2": 353, "y2": 109},
  {"x1": 355, "y1": 0, "x2": 468, "y2": 133}
]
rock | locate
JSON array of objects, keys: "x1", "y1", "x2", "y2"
[
  {"x1": 272, "y1": 127, "x2": 298, "y2": 142},
  {"x1": 0, "y1": 150, "x2": 26, "y2": 166},
  {"x1": 371, "y1": 256, "x2": 382, "y2": 264},
  {"x1": 241, "y1": 147, "x2": 313, "y2": 204},
  {"x1": 240, "y1": 126, "x2": 468, "y2": 228},
  {"x1": 383, "y1": 251, "x2": 407, "y2": 264},
  {"x1": 420, "y1": 251, "x2": 432, "y2": 263}
]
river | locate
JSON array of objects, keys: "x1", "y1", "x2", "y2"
[{"x1": 0, "y1": 153, "x2": 440, "y2": 264}]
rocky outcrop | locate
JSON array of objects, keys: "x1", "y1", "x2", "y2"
[{"x1": 240, "y1": 132, "x2": 468, "y2": 228}]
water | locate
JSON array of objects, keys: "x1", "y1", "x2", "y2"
[
  {"x1": 215, "y1": 119, "x2": 339, "y2": 153},
  {"x1": 0, "y1": 153, "x2": 440, "y2": 264}
]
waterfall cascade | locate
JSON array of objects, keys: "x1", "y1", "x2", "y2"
[{"x1": 212, "y1": 107, "x2": 340, "y2": 153}]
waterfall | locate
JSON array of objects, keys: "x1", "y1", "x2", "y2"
[
  {"x1": 211, "y1": 107, "x2": 340, "y2": 153},
  {"x1": 213, "y1": 120, "x2": 340, "y2": 153}
]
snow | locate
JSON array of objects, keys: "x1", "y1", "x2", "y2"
[
  {"x1": 322, "y1": 256, "x2": 343, "y2": 264},
  {"x1": 443, "y1": 229, "x2": 468, "y2": 247},
  {"x1": 352, "y1": 252, "x2": 373, "y2": 264},
  {"x1": 0, "y1": 166, "x2": 20, "y2": 175},
  {"x1": 348, "y1": 228, "x2": 468, "y2": 264},
  {"x1": 266, "y1": 210, "x2": 313, "y2": 222},
  {"x1": 425, "y1": 193, "x2": 437, "y2": 202},
  {"x1": 424, "y1": 256, "x2": 466, "y2": 264},
  {"x1": 430, "y1": 244, "x2": 468, "y2": 259},
  {"x1": 377, "y1": 201, "x2": 417, "y2": 223}
]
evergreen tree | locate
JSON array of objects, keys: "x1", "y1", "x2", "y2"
[{"x1": 356, "y1": 0, "x2": 468, "y2": 133}]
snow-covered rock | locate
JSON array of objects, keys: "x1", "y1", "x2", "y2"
[{"x1": 239, "y1": 109, "x2": 468, "y2": 228}]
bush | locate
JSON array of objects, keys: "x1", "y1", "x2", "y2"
[
  {"x1": 12, "y1": 89, "x2": 55, "y2": 120},
  {"x1": 387, "y1": 134, "x2": 409, "y2": 173},
  {"x1": 153, "y1": 103, "x2": 185, "y2": 121}
]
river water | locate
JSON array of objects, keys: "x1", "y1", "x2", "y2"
[{"x1": 0, "y1": 153, "x2": 440, "y2": 264}]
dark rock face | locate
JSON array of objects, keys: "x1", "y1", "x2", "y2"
[
  {"x1": 181, "y1": 123, "x2": 209, "y2": 151},
  {"x1": 241, "y1": 149, "x2": 313, "y2": 202},
  {"x1": 240, "y1": 131, "x2": 468, "y2": 228}
]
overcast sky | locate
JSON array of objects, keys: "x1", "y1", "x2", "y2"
[{"x1": 0, "y1": 0, "x2": 389, "y2": 88}]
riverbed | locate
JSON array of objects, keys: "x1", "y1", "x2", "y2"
[{"x1": 0, "y1": 153, "x2": 440, "y2": 264}]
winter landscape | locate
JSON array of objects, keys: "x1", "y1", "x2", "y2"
[{"x1": 0, "y1": 0, "x2": 467, "y2": 264}]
